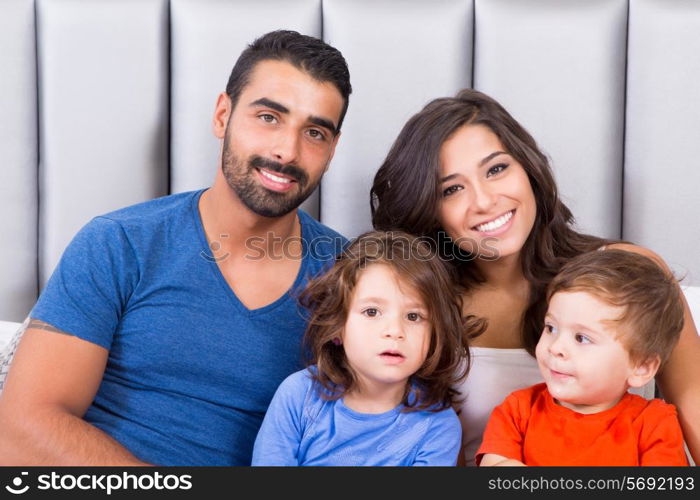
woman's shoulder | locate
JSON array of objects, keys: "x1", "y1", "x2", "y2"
[{"x1": 602, "y1": 242, "x2": 670, "y2": 271}]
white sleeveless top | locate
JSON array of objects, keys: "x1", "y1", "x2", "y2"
[
  {"x1": 455, "y1": 346, "x2": 656, "y2": 466},
  {"x1": 455, "y1": 347, "x2": 542, "y2": 466}
]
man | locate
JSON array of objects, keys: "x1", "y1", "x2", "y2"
[{"x1": 0, "y1": 30, "x2": 350, "y2": 465}]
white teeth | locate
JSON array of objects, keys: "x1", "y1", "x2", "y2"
[
  {"x1": 260, "y1": 169, "x2": 291, "y2": 184},
  {"x1": 474, "y1": 210, "x2": 513, "y2": 232}
]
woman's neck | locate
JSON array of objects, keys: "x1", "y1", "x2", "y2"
[{"x1": 473, "y1": 252, "x2": 526, "y2": 288}]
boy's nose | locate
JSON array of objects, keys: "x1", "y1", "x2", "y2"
[{"x1": 548, "y1": 336, "x2": 567, "y2": 358}]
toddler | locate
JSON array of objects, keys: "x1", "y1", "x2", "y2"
[{"x1": 477, "y1": 250, "x2": 688, "y2": 466}]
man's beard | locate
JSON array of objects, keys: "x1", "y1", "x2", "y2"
[{"x1": 221, "y1": 134, "x2": 318, "y2": 218}]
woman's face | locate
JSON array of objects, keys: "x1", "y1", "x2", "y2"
[{"x1": 438, "y1": 124, "x2": 537, "y2": 262}]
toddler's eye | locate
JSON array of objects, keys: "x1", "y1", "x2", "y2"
[
  {"x1": 544, "y1": 323, "x2": 557, "y2": 335},
  {"x1": 362, "y1": 308, "x2": 379, "y2": 317},
  {"x1": 407, "y1": 312, "x2": 423, "y2": 322},
  {"x1": 575, "y1": 333, "x2": 591, "y2": 344}
]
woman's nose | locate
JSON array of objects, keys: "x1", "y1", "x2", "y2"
[{"x1": 471, "y1": 182, "x2": 497, "y2": 212}]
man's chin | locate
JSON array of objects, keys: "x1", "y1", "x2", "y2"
[{"x1": 240, "y1": 195, "x2": 306, "y2": 218}]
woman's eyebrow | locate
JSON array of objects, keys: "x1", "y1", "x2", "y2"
[
  {"x1": 479, "y1": 151, "x2": 508, "y2": 166},
  {"x1": 439, "y1": 151, "x2": 509, "y2": 182}
]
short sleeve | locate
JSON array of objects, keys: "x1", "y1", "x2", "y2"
[
  {"x1": 476, "y1": 391, "x2": 527, "y2": 465},
  {"x1": 31, "y1": 216, "x2": 140, "y2": 349},
  {"x1": 639, "y1": 401, "x2": 689, "y2": 466},
  {"x1": 251, "y1": 370, "x2": 310, "y2": 466},
  {"x1": 412, "y1": 408, "x2": 462, "y2": 466}
]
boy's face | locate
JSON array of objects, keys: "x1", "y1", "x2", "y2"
[
  {"x1": 342, "y1": 264, "x2": 431, "y2": 398},
  {"x1": 536, "y1": 290, "x2": 641, "y2": 414}
]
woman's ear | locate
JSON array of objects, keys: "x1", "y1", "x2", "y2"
[{"x1": 627, "y1": 355, "x2": 661, "y2": 388}]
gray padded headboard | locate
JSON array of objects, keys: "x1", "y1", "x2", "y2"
[{"x1": 1, "y1": 0, "x2": 699, "y2": 321}]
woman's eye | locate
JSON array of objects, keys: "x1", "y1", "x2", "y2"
[
  {"x1": 575, "y1": 333, "x2": 591, "y2": 344},
  {"x1": 363, "y1": 308, "x2": 379, "y2": 317},
  {"x1": 487, "y1": 163, "x2": 508, "y2": 177},
  {"x1": 442, "y1": 185, "x2": 463, "y2": 197}
]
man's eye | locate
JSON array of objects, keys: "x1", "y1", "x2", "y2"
[
  {"x1": 442, "y1": 185, "x2": 462, "y2": 197},
  {"x1": 487, "y1": 163, "x2": 508, "y2": 177},
  {"x1": 308, "y1": 129, "x2": 326, "y2": 141},
  {"x1": 259, "y1": 114, "x2": 277, "y2": 123},
  {"x1": 363, "y1": 308, "x2": 378, "y2": 317}
]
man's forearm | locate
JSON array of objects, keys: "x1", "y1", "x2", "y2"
[{"x1": 0, "y1": 405, "x2": 150, "y2": 466}]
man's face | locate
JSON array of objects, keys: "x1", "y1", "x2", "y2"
[{"x1": 220, "y1": 59, "x2": 343, "y2": 218}]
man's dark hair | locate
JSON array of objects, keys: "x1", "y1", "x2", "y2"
[{"x1": 225, "y1": 30, "x2": 352, "y2": 133}]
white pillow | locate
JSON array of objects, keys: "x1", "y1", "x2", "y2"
[{"x1": 0, "y1": 318, "x2": 29, "y2": 393}]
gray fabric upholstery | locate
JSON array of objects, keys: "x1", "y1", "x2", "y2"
[
  {"x1": 474, "y1": 0, "x2": 628, "y2": 239},
  {"x1": 322, "y1": 0, "x2": 474, "y2": 238},
  {"x1": 37, "y1": 0, "x2": 169, "y2": 288},
  {"x1": 624, "y1": 0, "x2": 700, "y2": 282},
  {"x1": 170, "y1": 0, "x2": 322, "y2": 218},
  {"x1": 0, "y1": 0, "x2": 699, "y2": 322},
  {"x1": 0, "y1": 0, "x2": 38, "y2": 321}
]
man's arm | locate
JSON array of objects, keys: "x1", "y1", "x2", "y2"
[{"x1": 0, "y1": 320, "x2": 149, "y2": 465}]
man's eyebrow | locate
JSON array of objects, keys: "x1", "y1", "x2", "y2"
[
  {"x1": 250, "y1": 98, "x2": 337, "y2": 134},
  {"x1": 309, "y1": 115, "x2": 338, "y2": 135},
  {"x1": 251, "y1": 97, "x2": 289, "y2": 114}
]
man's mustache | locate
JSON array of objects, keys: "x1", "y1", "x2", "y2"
[{"x1": 249, "y1": 156, "x2": 308, "y2": 188}]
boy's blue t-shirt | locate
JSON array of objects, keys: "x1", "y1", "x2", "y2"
[
  {"x1": 31, "y1": 189, "x2": 347, "y2": 465},
  {"x1": 251, "y1": 368, "x2": 462, "y2": 466}
]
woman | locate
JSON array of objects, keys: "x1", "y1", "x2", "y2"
[{"x1": 370, "y1": 89, "x2": 700, "y2": 466}]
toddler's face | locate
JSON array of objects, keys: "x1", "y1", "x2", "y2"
[
  {"x1": 536, "y1": 290, "x2": 638, "y2": 414},
  {"x1": 342, "y1": 264, "x2": 431, "y2": 395}
]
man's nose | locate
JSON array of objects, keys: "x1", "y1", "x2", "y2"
[{"x1": 270, "y1": 128, "x2": 300, "y2": 164}]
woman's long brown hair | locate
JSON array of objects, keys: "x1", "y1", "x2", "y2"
[{"x1": 371, "y1": 89, "x2": 612, "y2": 354}]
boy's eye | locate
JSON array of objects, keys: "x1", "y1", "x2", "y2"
[
  {"x1": 362, "y1": 308, "x2": 379, "y2": 317},
  {"x1": 442, "y1": 185, "x2": 462, "y2": 197},
  {"x1": 486, "y1": 163, "x2": 508, "y2": 177},
  {"x1": 575, "y1": 333, "x2": 591, "y2": 344},
  {"x1": 544, "y1": 323, "x2": 557, "y2": 335}
]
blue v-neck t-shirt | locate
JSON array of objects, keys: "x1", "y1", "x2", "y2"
[{"x1": 31, "y1": 189, "x2": 346, "y2": 465}]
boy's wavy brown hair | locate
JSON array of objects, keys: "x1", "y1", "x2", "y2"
[
  {"x1": 299, "y1": 230, "x2": 482, "y2": 412},
  {"x1": 547, "y1": 249, "x2": 684, "y2": 367}
]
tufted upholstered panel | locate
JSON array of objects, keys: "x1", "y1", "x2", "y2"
[
  {"x1": 0, "y1": 0, "x2": 38, "y2": 321},
  {"x1": 624, "y1": 0, "x2": 700, "y2": 282},
  {"x1": 0, "y1": 0, "x2": 699, "y2": 321}
]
